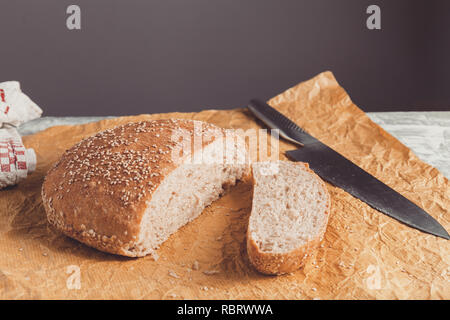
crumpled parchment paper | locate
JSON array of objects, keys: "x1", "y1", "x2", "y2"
[{"x1": 0, "y1": 71, "x2": 448, "y2": 299}]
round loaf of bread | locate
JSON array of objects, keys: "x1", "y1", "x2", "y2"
[{"x1": 42, "y1": 119, "x2": 249, "y2": 257}]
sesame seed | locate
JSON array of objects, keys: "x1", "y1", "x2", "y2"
[{"x1": 56, "y1": 119, "x2": 219, "y2": 208}]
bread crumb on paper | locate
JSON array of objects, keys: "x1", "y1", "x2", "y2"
[
  {"x1": 203, "y1": 270, "x2": 219, "y2": 275},
  {"x1": 168, "y1": 270, "x2": 180, "y2": 279}
]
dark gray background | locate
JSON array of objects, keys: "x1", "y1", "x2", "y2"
[{"x1": 0, "y1": 0, "x2": 449, "y2": 116}]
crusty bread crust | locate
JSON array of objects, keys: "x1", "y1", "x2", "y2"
[
  {"x1": 42, "y1": 119, "x2": 226, "y2": 257},
  {"x1": 246, "y1": 235, "x2": 322, "y2": 275},
  {"x1": 246, "y1": 162, "x2": 331, "y2": 275}
]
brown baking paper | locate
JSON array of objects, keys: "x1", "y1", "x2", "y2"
[{"x1": 1, "y1": 72, "x2": 449, "y2": 299}]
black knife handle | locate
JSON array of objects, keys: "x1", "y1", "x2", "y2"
[{"x1": 248, "y1": 99, "x2": 317, "y2": 146}]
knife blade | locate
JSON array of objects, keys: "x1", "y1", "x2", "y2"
[{"x1": 248, "y1": 99, "x2": 449, "y2": 240}]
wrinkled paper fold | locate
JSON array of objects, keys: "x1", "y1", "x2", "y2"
[{"x1": 0, "y1": 72, "x2": 448, "y2": 299}]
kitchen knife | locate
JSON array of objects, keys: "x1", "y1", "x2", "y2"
[{"x1": 248, "y1": 99, "x2": 450, "y2": 240}]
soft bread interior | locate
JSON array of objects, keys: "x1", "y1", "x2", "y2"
[
  {"x1": 131, "y1": 137, "x2": 248, "y2": 256},
  {"x1": 249, "y1": 161, "x2": 329, "y2": 254}
]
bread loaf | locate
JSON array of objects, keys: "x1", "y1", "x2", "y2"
[
  {"x1": 42, "y1": 119, "x2": 249, "y2": 257},
  {"x1": 247, "y1": 161, "x2": 330, "y2": 275}
]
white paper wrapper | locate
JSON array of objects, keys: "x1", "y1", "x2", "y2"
[
  {"x1": 0, "y1": 81, "x2": 41, "y2": 189},
  {"x1": 0, "y1": 81, "x2": 42, "y2": 127}
]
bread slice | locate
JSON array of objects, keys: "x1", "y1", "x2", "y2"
[
  {"x1": 42, "y1": 119, "x2": 249, "y2": 257},
  {"x1": 247, "y1": 161, "x2": 330, "y2": 275}
]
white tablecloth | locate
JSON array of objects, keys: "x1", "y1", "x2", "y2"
[{"x1": 17, "y1": 112, "x2": 450, "y2": 179}]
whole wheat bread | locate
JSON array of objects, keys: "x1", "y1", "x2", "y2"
[{"x1": 247, "y1": 161, "x2": 331, "y2": 275}]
